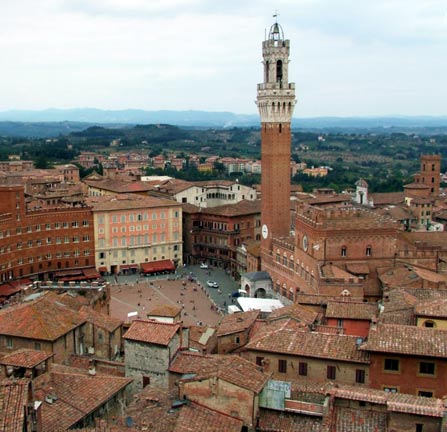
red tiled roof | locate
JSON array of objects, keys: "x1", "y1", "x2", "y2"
[
  {"x1": 169, "y1": 351, "x2": 216, "y2": 375},
  {"x1": 216, "y1": 310, "x2": 260, "y2": 336},
  {"x1": 174, "y1": 401, "x2": 243, "y2": 432},
  {"x1": 326, "y1": 301, "x2": 377, "y2": 320},
  {"x1": 245, "y1": 319, "x2": 369, "y2": 364},
  {"x1": 0, "y1": 349, "x2": 53, "y2": 368},
  {"x1": 415, "y1": 298, "x2": 447, "y2": 318},
  {"x1": 0, "y1": 292, "x2": 86, "y2": 341},
  {"x1": 0, "y1": 379, "x2": 29, "y2": 432},
  {"x1": 85, "y1": 192, "x2": 178, "y2": 211},
  {"x1": 123, "y1": 319, "x2": 180, "y2": 346},
  {"x1": 200, "y1": 199, "x2": 261, "y2": 217},
  {"x1": 148, "y1": 305, "x2": 182, "y2": 318},
  {"x1": 362, "y1": 324, "x2": 447, "y2": 357},
  {"x1": 79, "y1": 306, "x2": 122, "y2": 333},
  {"x1": 258, "y1": 409, "x2": 322, "y2": 432},
  {"x1": 331, "y1": 384, "x2": 445, "y2": 417},
  {"x1": 179, "y1": 354, "x2": 270, "y2": 394},
  {"x1": 34, "y1": 367, "x2": 132, "y2": 431},
  {"x1": 268, "y1": 303, "x2": 319, "y2": 325}
]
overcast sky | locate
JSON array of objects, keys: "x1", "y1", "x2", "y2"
[{"x1": 1, "y1": 0, "x2": 446, "y2": 117}]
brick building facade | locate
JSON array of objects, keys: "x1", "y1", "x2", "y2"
[
  {"x1": 0, "y1": 185, "x2": 95, "y2": 282},
  {"x1": 182, "y1": 200, "x2": 261, "y2": 276}
]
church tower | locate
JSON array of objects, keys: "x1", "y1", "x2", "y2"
[{"x1": 257, "y1": 20, "x2": 296, "y2": 253}]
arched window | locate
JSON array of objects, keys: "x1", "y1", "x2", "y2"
[
  {"x1": 276, "y1": 60, "x2": 283, "y2": 83},
  {"x1": 265, "y1": 61, "x2": 269, "y2": 82},
  {"x1": 366, "y1": 246, "x2": 372, "y2": 257},
  {"x1": 341, "y1": 246, "x2": 347, "y2": 257},
  {"x1": 424, "y1": 320, "x2": 436, "y2": 328}
]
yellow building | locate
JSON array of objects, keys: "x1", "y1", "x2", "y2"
[{"x1": 86, "y1": 194, "x2": 182, "y2": 274}]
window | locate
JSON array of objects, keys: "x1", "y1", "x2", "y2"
[
  {"x1": 34, "y1": 342, "x2": 41, "y2": 350},
  {"x1": 298, "y1": 362, "x2": 308, "y2": 376},
  {"x1": 424, "y1": 320, "x2": 435, "y2": 328},
  {"x1": 384, "y1": 358, "x2": 399, "y2": 372},
  {"x1": 327, "y1": 365, "x2": 336, "y2": 380},
  {"x1": 383, "y1": 387, "x2": 398, "y2": 393},
  {"x1": 366, "y1": 246, "x2": 372, "y2": 257},
  {"x1": 6, "y1": 337, "x2": 13, "y2": 348},
  {"x1": 341, "y1": 246, "x2": 347, "y2": 257},
  {"x1": 256, "y1": 357, "x2": 264, "y2": 366},
  {"x1": 419, "y1": 362, "x2": 435, "y2": 376},
  {"x1": 143, "y1": 376, "x2": 150, "y2": 388},
  {"x1": 418, "y1": 391, "x2": 433, "y2": 398},
  {"x1": 235, "y1": 336, "x2": 240, "y2": 344},
  {"x1": 355, "y1": 369, "x2": 365, "y2": 384},
  {"x1": 337, "y1": 319, "x2": 343, "y2": 328},
  {"x1": 278, "y1": 359, "x2": 287, "y2": 373},
  {"x1": 416, "y1": 424, "x2": 424, "y2": 432}
]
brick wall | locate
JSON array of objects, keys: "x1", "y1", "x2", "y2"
[
  {"x1": 180, "y1": 377, "x2": 256, "y2": 427},
  {"x1": 242, "y1": 351, "x2": 369, "y2": 387},
  {"x1": 369, "y1": 353, "x2": 447, "y2": 397}
]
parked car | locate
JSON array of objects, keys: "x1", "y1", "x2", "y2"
[
  {"x1": 206, "y1": 280, "x2": 219, "y2": 288},
  {"x1": 200, "y1": 263, "x2": 209, "y2": 269}
]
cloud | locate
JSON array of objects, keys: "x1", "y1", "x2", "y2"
[{"x1": 0, "y1": 0, "x2": 445, "y2": 115}]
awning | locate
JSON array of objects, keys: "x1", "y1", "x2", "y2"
[
  {"x1": 83, "y1": 268, "x2": 101, "y2": 279},
  {"x1": 140, "y1": 259, "x2": 175, "y2": 274},
  {"x1": 130, "y1": 265, "x2": 139, "y2": 269},
  {"x1": 0, "y1": 283, "x2": 22, "y2": 298},
  {"x1": 55, "y1": 269, "x2": 83, "y2": 277},
  {"x1": 120, "y1": 265, "x2": 131, "y2": 270},
  {"x1": 98, "y1": 267, "x2": 107, "y2": 272}
]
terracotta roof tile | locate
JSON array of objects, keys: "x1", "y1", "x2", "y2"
[
  {"x1": 258, "y1": 409, "x2": 322, "y2": 432},
  {"x1": 86, "y1": 193, "x2": 178, "y2": 211},
  {"x1": 326, "y1": 301, "x2": 378, "y2": 320},
  {"x1": 148, "y1": 305, "x2": 182, "y2": 318},
  {"x1": 123, "y1": 319, "x2": 180, "y2": 346},
  {"x1": 200, "y1": 199, "x2": 261, "y2": 217},
  {"x1": 0, "y1": 349, "x2": 53, "y2": 368},
  {"x1": 0, "y1": 379, "x2": 29, "y2": 432},
  {"x1": 363, "y1": 324, "x2": 447, "y2": 357},
  {"x1": 245, "y1": 319, "x2": 369, "y2": 364},
  {"x1": 174, "y1": 402, "x2": 243, "y2": 432},
  {"x1": 79, "y1": 306, "x2": 122, "y2": 333},
  {"x1": 0, "y1": 292, "x2": 86, "y2": 341},
  {"x1": 168, "y1": 351, "x2": 217, "y2": 375},
  {"x1": 415, "y1": 298, "x2": 447, "y2": 318},
  {"x1": 34, "y1": 367, "x2": 132, "y2": 431},
  {"x1": 216, "y1": 310, "x2": 261, "y2": 336},
  {"x1": 331, "y1": 384, "x2": 445, "y2": 417},
  {"x1": 171, "y1": 351, "x2": 270, "y2": 394},
  {"x1": 268, "y1": 303, "x2": 319, "y2": 325}
]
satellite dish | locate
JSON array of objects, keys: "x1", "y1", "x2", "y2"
[{"x1": 125, "y1": 416, "x2": 134, "y2": 427}]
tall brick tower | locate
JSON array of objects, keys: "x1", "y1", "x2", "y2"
[
  {"x1": 257, "y1": 20, "x2": 296, "y2": 253},
  {"x1": 414, "y1": 154, "x2": 441, "y2": 197}
]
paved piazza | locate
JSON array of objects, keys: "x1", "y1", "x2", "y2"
[{"x1": 108, "y1": 265, "x2": 241, "y2": 327}]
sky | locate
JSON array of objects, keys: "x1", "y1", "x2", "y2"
[{"x1": 0, "y1": 0, "x2": 446, "y2": 117}]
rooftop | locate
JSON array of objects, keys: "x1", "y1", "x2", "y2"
[
  {"x1": 0, "y1": 379, "x2": 29, "y2": 432},
  {"x1": 0, "y1": 349, "x2": 53, "y2": 369},
  {"x1": 326, "y1": 301, "x2": 377, "y2": 321},
  {"x1": 362, "y1": 324, "x2": 447, "y2": 357},
  {"x1": 0, "y1": 292, "x2": 86, "y2": 341},
  {"x1": 123, "y1": 319, "x2": 180, "y2": 346},
  {"x1": 246, "y1": 319, "x2": 369, "y2": 364},
  {"x1": 34, "y1": 365, "x2": 132, "y2": 431},
  {"x1": 216, "y1": 310, "x2": 261, "y2": 336}
]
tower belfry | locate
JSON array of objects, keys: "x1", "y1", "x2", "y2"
[{"x1": 257, "y1": 20, "x2": 296, "y2": 253}]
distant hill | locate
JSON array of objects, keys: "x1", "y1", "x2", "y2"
[{"x1": 0, "y1": 108, "x2": 446, "y2": 137}]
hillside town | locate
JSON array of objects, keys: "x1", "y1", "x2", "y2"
[{"x1": 1, "y1": 21, "x2": 447, "y2": 432}]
